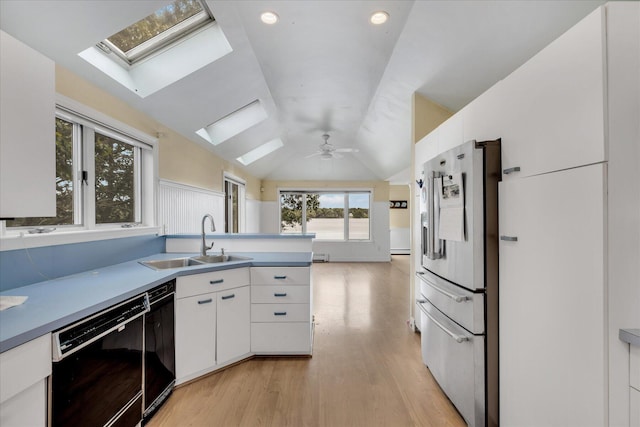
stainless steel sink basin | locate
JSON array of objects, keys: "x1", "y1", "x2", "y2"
[
  {"x1": 139, "y1": 254, "x2": 252, "y2": 270},
  {"x1": 190, "y1": 254, "x2": 252, "y2": 264},
  {"x1": 140, "y1": 257, "x2": 203, "y2": 270}
]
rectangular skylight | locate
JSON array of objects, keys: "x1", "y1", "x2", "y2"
[
  {"x1": 197, "y1": 100, "x2": 268, "y2": 146},
  {"x1": 237, "y1": 138, "x2": 284, "y2": 165},
  {"x1": 100, "y1": 0, "x2": 214, "y2": 64}
]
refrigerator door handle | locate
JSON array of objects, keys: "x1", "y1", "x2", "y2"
[
  {"x1": 427, "y1": 172, "x2": 445, "y2": 260},
  {"x1": 416, "y1": 273, "x2": 470, "y2": 303},
  {"x1": 420, "y1": 303, "x2": 469, "y2": 343}
]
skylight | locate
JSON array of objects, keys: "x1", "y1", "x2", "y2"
[
  {"x1": 196, "y1": 100, "x2": 268, "y2": 146},
  {"x1": 99, "y1": 0, "x2": 214, "y2": 65},
  {"x1": 237, "y1": 138, "x2": 284, "y2": 165}
]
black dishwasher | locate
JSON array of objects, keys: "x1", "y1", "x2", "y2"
[
  {"x1": 143, "y1": 279, "x2": 176, "y2": 423},
  {"x1": 51, "y1": 293, "x2": 148, "y2": 427}
]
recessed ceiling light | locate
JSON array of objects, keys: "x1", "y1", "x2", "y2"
[
  {"x1": 261, "y1": 11, "x2": 279, "y2": 25},
  {"x1": 370, "y1": 11, "x2": 389, "y2": 25}
]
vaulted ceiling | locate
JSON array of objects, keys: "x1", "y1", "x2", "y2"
[{"x1": 0, "y1": 0, "x2": 604, "y2": 182}]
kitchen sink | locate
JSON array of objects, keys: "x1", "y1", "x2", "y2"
[{"x1": 139, "y1": 254, "x2": 252, "y2": 270}]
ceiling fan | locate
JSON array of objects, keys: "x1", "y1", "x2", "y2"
[{"x1": 305, "y1": 134, "x2": 359, "y2": 160}]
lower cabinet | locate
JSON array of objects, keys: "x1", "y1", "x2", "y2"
[
  {"x1": 175, "y1": 268, "x2": 251, "y2": 384},
  {"x1": 0, "y1": 334, "x2": 51, "y2": 427},
  {"x1": 250, "y1": 266, "x2": 313, "y2": 355},
  {"x1": 216, "y1": 286, "x2": 250, "y2": 366},
  {"x1": 175, "y1": 292, "x2": 217, "y2": 382}
]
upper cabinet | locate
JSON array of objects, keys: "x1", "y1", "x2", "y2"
[
  {"x1": 0, "y1": 30, "x2": 55, "y2": 219},
  {"x1": 499, "y1": 7, "x2": 606, "y2": 180}
]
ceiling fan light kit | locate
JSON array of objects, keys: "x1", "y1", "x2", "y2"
[{"x1": 306, "y1": 133, "x2": 359, "y2": 160}]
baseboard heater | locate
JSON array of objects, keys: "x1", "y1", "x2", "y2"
[{"x1": 313, "y1": 253, "x2": 329, "y2": 262}]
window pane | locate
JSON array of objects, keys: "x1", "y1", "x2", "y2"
[
  {"x1": 106, "y1": 0, "x2": 206, "y2": 53},
  {"x1": 280, "y1": 193, "x2": 303, "y2": 234},
  {"x1": 95, "y1": 133, "x2": 135, "y2": 224},
  {"x1": 308, "y1": 193, "x2": 344, "y2": 240},
  {"x1": 7, "y1": 118, "x2": 75, "y2": 227},
  {"x1": 349, "y1": 193, "x2": 370, "y2": 240}
]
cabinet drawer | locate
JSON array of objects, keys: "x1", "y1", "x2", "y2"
[
  {"x1": 251, "y1": 304, "x2": 309, "y2": 322},
  {"x1": 251, "y1": 323, "x2": 311, "y2": 354},
  {"x1": 0, "y1": 334, "x2": 51, "y2": 404},
  {"x1": 177, "y1": 267, "x2": 249, "y2": 298},
  {"x1": 632, "y1": 346, "x2": 640, "y2": 391},
  {"x1": 250, "y1": 267, "x2": 310, "y2": 286},
  {"x1": 251, "y1": 286, "x2": 310, "y2": 304}
]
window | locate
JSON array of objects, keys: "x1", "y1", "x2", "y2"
[
  {"x1": 6, "y1": 104, "x2": 155, "y2": 232},
  {"x1": 100, "y1": 0, "x2": 214, "y2": 65},
  {"x1": 279, "y1": 191, "x2": 371, "y2": 241},
  {"x1": 224, "y1": 174, "x2": 245, "y2": 233}
]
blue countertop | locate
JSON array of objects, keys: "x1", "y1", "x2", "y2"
[
  {"x1": 620, "y1": 329, "x2": 640, "y2": 347},
  {"x1": 168, "y1": 233, "x2": 316, "y2": 239},
  {"x1": 0, "y1": 251, "x2": 312, "y2": 353}
]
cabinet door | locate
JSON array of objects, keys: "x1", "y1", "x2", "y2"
[
  {"x1": 216, "y1": 286, "x2": 250, "y2": 365},
  {"x1": 0, "y1": 30, "x2": 55, "y2": 218},
  {"x1": 499, "y1": 163, "x2": 605, "y2": 426},
  {"x1": 500, "y1": 7, "x2": 605, "y2": 180},
  {"x1": 175, "y1": 293, "x2": 216, "y2": 381}
]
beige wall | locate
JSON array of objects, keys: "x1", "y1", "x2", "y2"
[
  {"x1": 412, "y1": 92, "x2": 452, "y2": 144},
  {"x1": 261, "y1": 180, "x2": 390, "y2": 202},
  {"x1": 389, "y1": 185, "x2": 410, "y2": 229},
  {"x1": 55, "y1": 65, "x2": 261, "y2": 200}
]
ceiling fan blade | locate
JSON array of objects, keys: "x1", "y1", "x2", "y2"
[
  {"x1": 334, "y1": 148, "x2": 359, "y2": 153},
  {"x1": 304, "y1": 152, "x2": 322, "y2": 159},
  {"x1": 333, "y1": 152, "x2": 344, "y2": 159}
]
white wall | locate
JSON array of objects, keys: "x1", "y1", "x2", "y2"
[{"x1": 259, "y1": 201, "x2": 391, "y2": 262}]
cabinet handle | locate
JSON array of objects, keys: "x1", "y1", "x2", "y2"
[
  {"x1": 198, "y1": 298, "x2": 213, "y2": 304},
  {"x1": 221, "y1": 294, "x2": 235, "y2": 300},
  {"x1": 274, "y1": 275, "x2": 287, "y2": 280},
  {"x1": 422, "y1": 306, "x2": 469, "y2": 344},
  {"x1": 210, "y1": 279, "x2": 224, "y2": 284},
  {"x1": 274, "y1": 312, "x2": 287, "y2": 316},
  {"x1": 500, "y1": 236, "x2": 518, "y2": 242},
  {"x1": 503, "y1": 166, "x2": 521, "y2": 175},
  {"x1": 274, "y1": 293, "x2": 287, "y2": 297}
]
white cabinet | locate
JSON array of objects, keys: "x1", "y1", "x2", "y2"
[
  {"x1": 175, "y1": 267, "x2": 250, "y2": 383},
  {"x1": 0, "y1": 30, "x2": 55, "y2": 218},
  {"x1": 0, "y1": 334, "x2": 51, "y2": 427},
  {"x1": 216, "y1": 285, "x2": 250, "y2": 366},
  {"x1": 499, "y1": 164, "x2": 606, "y2": 426},
  {"x1": 175, "y1": 292, "x2": 217, "y2": 382},
  {"x1": 499, "y1": 7, "x2": 606, "y2": 180},
  {"x1": 632, "y1": 387, "x2": 640, "y2": 427},
  {"x1": 250, "y1": 266, "x2": 313, "y2": 355},
  {"x1": 632, "y1": 346, "x2": 640, "y2": 427}
]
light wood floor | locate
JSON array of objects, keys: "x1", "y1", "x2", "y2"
[{"x1": 148, "y1": 256, "x2": 465, "y2": 427}]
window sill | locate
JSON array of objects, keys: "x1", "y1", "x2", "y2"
[{"x1": 0, "y1": 226, "x2": 161, "y2": 251}]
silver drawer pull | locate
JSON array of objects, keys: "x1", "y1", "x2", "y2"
[
  {"x1": 503, "y1": 166, "x2": 521, "y2": 175},
  {"x1": 274, "y1": 312, "x2": 287, "y2": 316},
  {"x1": 422, "y1": 307, "x2": 469, "y2": 343},
  {"x1": 274, "y1": 293, "x2": 287, "y2": 297},
  {"x1": 210, "y1": 279, "x2": 224, "y2": 284},
  {"x1": 274, "y1": 275, "x2": 287, "y2": 280},
  {"x1": 500, "y1": 236, "x2": 518, "y2": 242},
  {"x1": 415, "y1": 273, "x2": 470, "y2": 303},
  {"x1": 221, "y1": 294, "x2": 235, "y2": 300},
  {"x1": 198, "y1": 298, "x2": 213, "y2": 305}
]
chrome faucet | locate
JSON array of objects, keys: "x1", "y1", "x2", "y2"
[{"x1": 201, "y1": 214, "x2": 216, "y2": 256}]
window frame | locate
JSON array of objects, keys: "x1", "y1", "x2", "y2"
[
  {"x1": 223, "y1": 172, "x2": 246, "y2": 233},
  {"x1": 0, "y1": 95, "x2": 159, "y2": 248},
  {"x1": 278, "y1": 189, "x2": 372, "y2": 242},
  {"x1": 99, "y1": 0, "x2": 215, "y2": 66}
]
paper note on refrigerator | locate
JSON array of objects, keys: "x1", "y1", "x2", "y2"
[{"x1": 438, "y1": 173, "x2": 465, "y2": 241}]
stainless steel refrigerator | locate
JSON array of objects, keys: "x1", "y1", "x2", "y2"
[{"x1": 417, "y1": 139, "x2": 500, "y2": 427}]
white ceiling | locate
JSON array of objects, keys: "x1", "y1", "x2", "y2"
[{"x1": 0, "y1": 0, "x2": 605, "y2": 183}]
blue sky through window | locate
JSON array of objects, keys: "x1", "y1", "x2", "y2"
[{"x1": 318, "y1": 193, "x2": 369, "y2": 209}]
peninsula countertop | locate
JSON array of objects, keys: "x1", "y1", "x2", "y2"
[{"x1": 0, "y1": 251, "x2": 312, "y2": 353}]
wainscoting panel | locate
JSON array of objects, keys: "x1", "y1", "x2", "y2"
[{"x1": 158, "y1": 180, "x2": 225, "y2": 234}]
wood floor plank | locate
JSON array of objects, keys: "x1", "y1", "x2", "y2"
[{"x1": 147, "y1": 256, "x2": 465, "y2": 427}]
